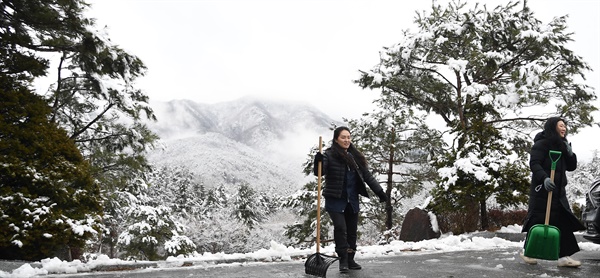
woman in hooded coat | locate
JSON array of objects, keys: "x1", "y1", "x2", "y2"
[{"x1": 520, "y1": 117, "x2": 585, "y2": 267}]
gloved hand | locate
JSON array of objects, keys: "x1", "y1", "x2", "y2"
[
  {"x1": 375, "y1": 190, "x2": 388, "y2": 203},
  {"x1": 543, "y1": 177, "x2": 556, "y2": 191},
  {"x1": 314, "y1": 152, "x2": 324, "y2": 163},
  {"x1": 564, "y1": 141, "x2": 573, "y2": 157}
]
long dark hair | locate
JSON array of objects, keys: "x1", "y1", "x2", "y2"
[
  {"x1": 331, "y1": 126, "x2": 368, "y2": 170},
  {"x1": 543, "y1": 116, "x2": 569, "y2": 151}
]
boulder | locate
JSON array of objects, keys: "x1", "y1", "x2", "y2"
[{"x1": 399, "y1": 207, "x2": 441, "y2": 242}]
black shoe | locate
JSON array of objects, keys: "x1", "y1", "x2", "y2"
[
  {"x1": 336, "y1": 248, "x2": 349, "y2": 273},
  {"x1": 339, "y1": 265, "x2": 349, "y2": 273},
  {"x1": 339, "y1": 258, "x2": 349, "y2": 273},
  {"x1": 348, "y1": 249, "x2": 362, "y2": 270},
  {"x1": 348, "y1": 260, "x2": 362, "y2": 270}
]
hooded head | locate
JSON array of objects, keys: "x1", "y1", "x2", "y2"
[
  {"x1": 534, "y1": 116, "x2": 568, "y2": 148},
  {"x1": 543, "y1": 116, "x2": 567, "y2": 139}
]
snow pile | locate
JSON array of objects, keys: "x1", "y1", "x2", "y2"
[
  {"x1": 3, "y1": 227, "x2": 600, "y2": 277},
  {"x1": 497, "y1": 224, "x2": 522, "y2": 233},
  {"x1": 2, "y1": 254, "x2": 131, "y2": 277}
]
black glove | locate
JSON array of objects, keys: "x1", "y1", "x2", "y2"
[
  {"x1": 543, "y1": 177, "x2": 556, "y2": 191},
  {"x1": 314, "y1": 152, "x2": 324, "y2": 163},
  {"x1": 564, "y1": 141, "x2": 573, "y2": 157},
  {"x1": 375, "y1": 190, "x2": 388, "y2": 203}
]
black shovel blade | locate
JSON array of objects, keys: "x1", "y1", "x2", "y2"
[{"x1": 304, "y1": 252, "x2": 338, "y2": 277}]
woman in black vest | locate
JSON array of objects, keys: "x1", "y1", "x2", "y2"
[
  {"x1": 520, "y1": 117, "x2": 585, "y2": 267},
  {"x1": 314, "y1": 126, "x2": 387, "y2": 273}
]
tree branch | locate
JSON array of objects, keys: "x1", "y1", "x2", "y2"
[{"x1": 70, "y1": 102, "x2": 115, "y2": 140}]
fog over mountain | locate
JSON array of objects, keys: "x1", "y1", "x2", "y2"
[{"x1": 145, "y1": 97, "x2": 341, "y2": 195}]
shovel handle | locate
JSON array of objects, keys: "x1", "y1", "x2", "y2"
[
  {"x1": 545, "y1": 174, "x2": 553, "y2": 225},
  {"x1": 316, "y1": 136, "x2": 323, "y2": 253},
  {"x1": 545, "y1": 150, "x2": 561, "y2": 225}
]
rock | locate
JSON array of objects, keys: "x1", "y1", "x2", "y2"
[{"x1": 399, "y1": 207, "x2": 441, "y2": 242}]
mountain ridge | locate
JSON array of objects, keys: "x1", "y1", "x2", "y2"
[{"x1": 146, "y1": 97, "x2": 340, "y2": 195}]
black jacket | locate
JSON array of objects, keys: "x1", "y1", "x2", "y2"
[
  {"x1": 522, "y1": 130, "x2": 584, "y2": 232},
  {"x1": 313, "y1": 145, "x2": 383, "y2": 199}
]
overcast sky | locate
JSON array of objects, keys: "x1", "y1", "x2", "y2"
[{"x1": 85, "y1": 0, "x2": 600, "y2": 158}]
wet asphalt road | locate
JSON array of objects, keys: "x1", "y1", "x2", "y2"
[{"x1": 35, "y1": 247, "x2": 600, "y2": 278}]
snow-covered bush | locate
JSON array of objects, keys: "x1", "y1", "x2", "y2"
[{"x1": 117, "y1": 205, "x2": 195, "y2": 260}]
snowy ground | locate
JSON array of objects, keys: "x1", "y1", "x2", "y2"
[{"x1": 2, "y1": 225, "x2": 600, "y2": 278}]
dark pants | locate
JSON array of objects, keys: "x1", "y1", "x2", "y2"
[{"x1": 327, "y1": 203, "x2": 359, "y2": 251}]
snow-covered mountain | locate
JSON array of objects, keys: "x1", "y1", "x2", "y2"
[{"x1": 146, "y1": 96, "x2": 340, "y2": 195}]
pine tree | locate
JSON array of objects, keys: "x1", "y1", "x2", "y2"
[
  {"x1": 283, "y1": 182, "x2": 332, "y2": 247},
  {"x1": 117, "y1": 204, "x2": 195, "y2": 260},
  {"x1": 2, "y1": 0, "x2": 160, "y2": 256},
  {"x1": 346, "y1": 97, "x2": 443, "y2": 231},
  {"x1": 232, "y1": 183, "x2": 269, "y2": 230},
  {"x1": 106, "y1": 175, "x2": 196, "y2": 260},
  {"x1": 0, "y1": 87, "x2": 101, "y2": 261},
  {"x1": 355, "y1": 0, "x2": 597, "y2": 231},
  {"x1": 146, "y1": 165, "x2": 205, "y2": 217}
]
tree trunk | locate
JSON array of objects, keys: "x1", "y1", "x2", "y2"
[
  {"x1": 480, "y1": 199, "x2": 489, "y2": 230},
  {"x1": 385, "y1": 128, "x2": 395, "y2": 230}
]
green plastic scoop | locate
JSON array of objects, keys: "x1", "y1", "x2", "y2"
[{"x1": 524, "y1": 150, "x2": 562, "y2": 260}]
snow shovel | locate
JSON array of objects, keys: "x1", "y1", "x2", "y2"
[
  {"x1": 524, "y1": 150, "x2": 562, "y2": 260},
  {"x1": 305, "y1": 136, "x2": 338, "y2": 277}
]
